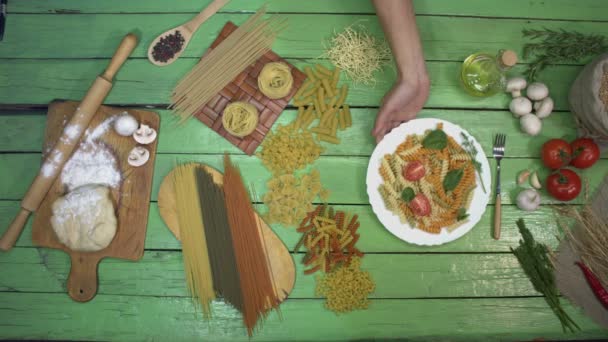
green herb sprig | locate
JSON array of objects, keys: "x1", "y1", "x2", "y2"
[
  {"x1": 522, "y1": 28, "x2": 608, "y2": 81},
  {"x1": 511, "y1": 219, "x2": 580, "y2": 333},
  {"x1": 459, "y1": 132, "x2": 487, "y2": 193}
]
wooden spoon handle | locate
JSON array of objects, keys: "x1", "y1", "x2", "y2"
[
  {"x1": 185, "y1": 0, "x2": 230, "y2": 32},
  {"x1": 67, "y1": 253, "x2": 101, "y2": 302},
  {"x1": 0, "y1": 208, "x2": 31, "y2": 251},
  {"x1": 101, "y1": 33, "x2": 138, "y2": 82}
]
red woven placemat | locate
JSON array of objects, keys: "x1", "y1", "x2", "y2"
[{"x1": 193, "y1": 22, "x2": 306, "y2": 155}]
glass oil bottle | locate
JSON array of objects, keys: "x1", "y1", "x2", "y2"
[{"x1": 460, "y1": 50, "x2": 517, "y2": 97}]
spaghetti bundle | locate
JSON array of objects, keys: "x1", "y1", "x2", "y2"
[
  {"x1": 171, "y1": 7, "x2": 287, "y2": 123},
  {"x1": 172, "y1": 164, "x2": 215, "y2": 317},
  {"x1": 222, "y1": 102, "x2": 259, "y2": 137},
  {"x1": 223, "y1": 155, "x2": 280, "y2": 335},
  {"x1": 258, "y1": 62, "x2": 294, "y2": 99}
]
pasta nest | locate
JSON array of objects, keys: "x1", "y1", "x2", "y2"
[
  {"x1": 258, "y1": 62, "x2": 294, "y2": 99},
  {"x1": 222, "y1": 101, "x2": 259, "y2": 137}
]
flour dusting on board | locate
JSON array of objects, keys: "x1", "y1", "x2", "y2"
[{"x1": 60, "y1": 115, "x2": 121, "y2": 191}]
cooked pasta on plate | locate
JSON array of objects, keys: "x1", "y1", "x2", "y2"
[{"x1": 366, "y1": 118, "x2": 491, "y2": 246}]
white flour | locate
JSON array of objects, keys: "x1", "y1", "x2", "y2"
[{"x1": 60, "y1": 115, "x2": 121, "y2": 191}]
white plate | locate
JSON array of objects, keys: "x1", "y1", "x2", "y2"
[{"x1": 366, "y1": 118, "x2": 491, "y2": 246}]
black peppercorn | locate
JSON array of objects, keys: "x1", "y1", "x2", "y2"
[{"x1": 152, "y1": 30, "x2": 186, "y2": 63}]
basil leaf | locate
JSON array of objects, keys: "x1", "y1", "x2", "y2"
[
  {"x1": 422, "y1": 129, "x2": 448, "y2": 150},
  {"x1": 443, "y1": 169, "x2": 464, "y2": 192},
  {"x1": 456, "y1": 208, "x2": 469, "y2": 221},
  {"x1": 401, "y1": 187, "x2": 415, "y2": 203}
]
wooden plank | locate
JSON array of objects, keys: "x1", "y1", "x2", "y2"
[
  {"x1": 0, "y1": 293, "x2": 604, "y2": 341},
  {"x1": 0, "y1": 109, "x2": 582, "y2": 158},
  {"x1": 0, "y1": 153, "x2": 605, "y2": 205},
  {"x1": 2, "y1": 14, "x2": 608, "y2": 61},
  {"x1": 0, "y1": 201, "x2": 565, "y2": 253},
  {"x1": 10, "y1": 0, "x2": 608, "y2": 21},
  {"x1": 0, "y1": 249, "x2": 547, "y2": 298},
  {"x1": 0, "y1": 59, "x2": 582, "y2": 109}
]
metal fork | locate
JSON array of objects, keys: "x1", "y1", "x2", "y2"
[{"x1": 492, "y1": 134, "x2": 506, "y2": 240}]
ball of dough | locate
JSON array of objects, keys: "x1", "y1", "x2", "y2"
[
  {"x1": 113, "y1": 113, "x2": 139, "y2": 136},
  {"x1": 51, "y1": 185, "x2": 117, "y2": 252}
]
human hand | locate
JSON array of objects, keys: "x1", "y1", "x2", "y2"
[{"x1": 372, "y1": 76, "x2": 430, "y2": 143}]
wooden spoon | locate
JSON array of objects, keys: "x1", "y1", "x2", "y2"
[{"x1": 147, "y1": 0, "x2": 230, "y2": 66}]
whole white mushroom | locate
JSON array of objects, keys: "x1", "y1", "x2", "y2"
[
  {"x1": 526, "y1": 82, "x2": 549, "y2": 101},
  {"x1": 534, "y1": 97, "x2": 554, "y2": 119},
  {"x1": 505, "y1": 77, "x2": 527, "y2": 97},
  {"x1": 520, "y1": 114, "x2": 542, "y2": 136},
  {"x1": 509, "y1": 97, "x2": 533, "y2": 117}
]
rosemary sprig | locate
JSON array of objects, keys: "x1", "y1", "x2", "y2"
[
  {"x1": 522, "y1": 28, "x2": 608, "y2": 81},
  {"x1": 511, "y1": 219, "x2": 580, "y2": 333},
  {"x1": 459, "y1": 132, "x2": 487, "y2": 193}
]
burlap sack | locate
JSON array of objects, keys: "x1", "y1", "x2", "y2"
[{"x1": 569, "y1": 52, "x2": 608, "y2": 152}]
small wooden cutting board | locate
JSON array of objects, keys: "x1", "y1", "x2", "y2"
[
  {"x1": 157, "y1": 164, "x2": 296, "y2": 302},
  {"x1": 32, "y1": 100, "x2": 159, "y2": 302}
]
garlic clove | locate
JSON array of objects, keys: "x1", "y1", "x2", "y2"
[
  {"x1": 133, "y1": 124, "x2": 157, "y2": 145},
  {"x1": 127, "y1": 146, "x2": 150, "y2": 167},
  {"x1": 530, "y1": 171, "x2": 542, "y2": 189},
  {"x1": 517, "y1": 170, "x2": 531, "y2": 185},
  {"x1": 516, "y1": 188, "x2": 541, "y2": 211}
]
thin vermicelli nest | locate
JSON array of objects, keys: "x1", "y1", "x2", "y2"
[
  {"x1": 258, "y1": 62, "x2": 294, "y2": 99},
  {"x1": 222, "y1": 102, "x2": 259, "y2": 137},
  {"x1": 323, "y1": 25, "x2": 390, "y2": 85}
]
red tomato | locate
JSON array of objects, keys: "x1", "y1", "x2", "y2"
[
  {"x1": 409, "y1": 193, "x2": 431, "y2": 216},
  {"x1": 403, "y1": 161, "x2": 426, "y2": 181},
  {"x1": 570, "y1": 138, "x2": 600, "y2": 169},
  {"x1": 541, "y1": 139, "x2": 572, "y2": 169},
  {"x1": 546, "y1": 169, "x2": 582, "y2": 201}
]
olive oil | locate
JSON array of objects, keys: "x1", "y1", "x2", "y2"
[{"x1": 460, "y1": 50, "x2": 517, "y2": 97}]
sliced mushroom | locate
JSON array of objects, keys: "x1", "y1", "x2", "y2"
[
  {"x1": 526, "y1": 82, "x2": 549, "y2": 101},
  {"x1": 505, "y1": 77, "x2": 527, "y2": 97},
  {"x1": 133, "y1": 124, "x2": 157, "y2": 145},
  {"x1": 509, "y1": 97, "x2": 533, "y2": 117},
  {"x1": 127, "y1": 146, "x2": 150, "y2": 167},
  {"x1": 534, "y1": 97, "x2": 554, "y2": 119}
]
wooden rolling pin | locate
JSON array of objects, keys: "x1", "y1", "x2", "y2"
[{"x1": 0, "y1": 33, "x2": 138, "y2": 251}]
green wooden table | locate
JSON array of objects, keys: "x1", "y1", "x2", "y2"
[{"x1": 1, "y1": 1, "x2": 607, "y2": 340}]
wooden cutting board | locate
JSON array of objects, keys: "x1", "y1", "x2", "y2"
[
  {"x1": 32, "y1": 100, "x2": 159, "y2": 302},
  {"x1": 157, "y1": 164, "x2": 296, "y2": 302}
]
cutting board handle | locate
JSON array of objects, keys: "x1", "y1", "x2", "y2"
[{"x1": 67, "y1": 253, "x2": 101, "y2": 302}]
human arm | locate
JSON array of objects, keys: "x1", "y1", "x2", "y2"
[{"x1": 371, "y1": 0, "x2": 430, "y2": 142}]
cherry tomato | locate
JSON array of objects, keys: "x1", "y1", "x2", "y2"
[
  {"x1": 546, "y1": 169, "x2": 582, "y2": 202},
  {"x1": 403, "y1": 161, "x2": 426, "y2": 181},
  {"x1": 570, "y1": 138, "x2": 600, "y2": 169},
  {"x1": 409, "y1": 193, "x2": 431, "y2": 217},
  {"x1": 541, "y1": 139, "x2": 572, "y2": 170}
]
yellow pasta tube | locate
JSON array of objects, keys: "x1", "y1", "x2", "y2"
[
  {"x1": 320, "y1": 107, "x2": 337, "y2": 127},
  {"x1": 293, "y1": 96, "x2": 313, "y2": 107},
  {"x1": 315, "y1": 64, "x2": 333, "y2": 77},
  {"x1": 294, "y1": 106, "x2": 305, "y2": 128},
  {"x1": 299, "y1": 81, "x2": 320, "y2": 99},
  {"x1": 311, "y1": 127, "x2": 332, "y2": 135},
  {"x1": 335, "y1": 84, "x2": 348, "y2": 108},
  {"x1": 318, "y1": 134, "x2": 341, "y2": 144},
  {"x1": 304, "y1": 66, "x2": 316, "y2": 81},
  {"x1": 344, "y1": 105, "x2": 352, "y2": 127},
  {"x1": 301, "y1": 112, "x2": 316, "y2": 129},
  {"x1": 313, "y1": 98, "x2": 322, "y2": 117},
  {"x1": 293, "y1": 80, "x2": 311, "y2": 99},
  {"x1": 317, "y1": 87, "x2": 327, "y2": 112},
  {"x1": 322, "y1": 79, "x2": 335, "y2": 98},
  {"x1": 338, "y1": 108, "x2": 346, "y2": 130},
  {"x1": 327, "y1": 95, "x2": 338, "y2": 109},
  {"x1": 330, "y1": 116, "x2": 338, "y2": 137}
]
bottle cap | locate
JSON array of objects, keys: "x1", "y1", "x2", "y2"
[{"x1": 500, "y1": 50, "x2": 518, "y2": 67}]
